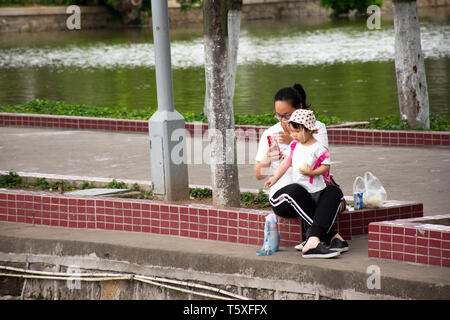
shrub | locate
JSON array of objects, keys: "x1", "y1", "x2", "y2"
[{"x1": 320, "y1": 0, "x2": 383, "y2": 17}]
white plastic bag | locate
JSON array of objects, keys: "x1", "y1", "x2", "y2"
[
  {"x1": 352, "y1": 172, "x2": 387, "y2": 209},
  {"x1": 352, "y1": 176, "x2": 365, "y2": 209},
  {"x1": 363, "y1": 171, "x2": 387, "y2": 208}
]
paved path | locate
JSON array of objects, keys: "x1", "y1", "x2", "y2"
[{"x1": 1, "y1": 126, "x2": 449, "y2": 215}]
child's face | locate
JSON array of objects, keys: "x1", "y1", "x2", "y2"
[{"x1": 289, "y1": 124, "x2": 304, "y2": 142}]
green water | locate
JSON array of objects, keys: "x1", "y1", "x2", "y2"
[{"x1": 0, "y1": 12, "x2": 449, "y2": 121}]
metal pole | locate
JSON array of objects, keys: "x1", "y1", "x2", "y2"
[
  {"x1": 149, "y1": 0, "x2": 189, "y2": 201},
  {"x1": 152, "y1": 0, "x2": 174, "y2": 112}
]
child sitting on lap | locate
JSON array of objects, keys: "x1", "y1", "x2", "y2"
[{"x1": 265, "y1": 109, "x2": 343, "y2": 259}]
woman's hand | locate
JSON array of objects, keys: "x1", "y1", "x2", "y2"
[
  {"x1": 275, "y1": 131, "x2": 293, "y2": 146},
  {"x1": 262, "y1": 145, "x2": 282, "y2": 164}
]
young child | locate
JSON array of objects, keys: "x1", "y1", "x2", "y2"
[
  {"x1": 265, "y1": 109, "x2": 342, "y2": 259},
  {"x1": 264, "y1": 109, "x2": 330, "y2": 200}
]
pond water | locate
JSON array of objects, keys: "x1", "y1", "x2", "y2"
[{"x1": 0, "y1": 8, "x2": 449, "y2": 121}]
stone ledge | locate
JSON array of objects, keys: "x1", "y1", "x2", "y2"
[{"x1": 0, "y1": 6, "x2": 109, "y2": 17}]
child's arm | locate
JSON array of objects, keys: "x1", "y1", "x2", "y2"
[
  {"x1": 264, "y1": 154, "x2": 291, "y2": 188},
  {"x1": 300, "y1": 164, "x2": 330, "y2": 177}
]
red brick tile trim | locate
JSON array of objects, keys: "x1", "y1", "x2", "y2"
[
  {"x1": 0, "y1": 113, "x2": 148, "y2": 133},
  {"x1": 0, "y1": 189, "x2": 423, "y2": 248},
  {"x1": 1, "y1": 113, "x2": 448, "y2": 147},
  {"x1": 328, "y1": 128, "x2": 450, "y2": 147},
  {"x1": 333, "y1": 200, "x2": 423, "y2": 241},
  {"x1": 368, "y1": 214, "x2": 450, "y2": 268},
  {"x1": 0, "y1": 188, "x2": 296, "y2": 247}
]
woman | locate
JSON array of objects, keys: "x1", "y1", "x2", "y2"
[{"x1": 254, "y1": 83, "x2": 348, "y2": 258}]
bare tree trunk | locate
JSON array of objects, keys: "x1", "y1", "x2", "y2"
[
  {"x1": 203, "y1": 0, "x2": 242, "y2": 207},
  {"x1": 393, "y1": 0, "x2": 430, "y2": 129}
]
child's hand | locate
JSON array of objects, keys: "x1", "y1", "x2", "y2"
[
  {"x1": 299, "y1": 164, "x2": 314, "y2": 176},
  {"x1": 264, "y1": 178, "x2": 276, "y2": 188}
]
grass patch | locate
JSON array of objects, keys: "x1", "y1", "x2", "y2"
[
  {"x1": 363, "y1": 113, "x2": 449, "y2": 132},
  {"x1": 1, "y1": 99, "x2": 448, "y2": 130},
  {"x1": 0, "y1": 171, "x2": 271, "y2": 208},
  {"x1": 0, "y1": 99, "x2": 343, "y2": 127}
]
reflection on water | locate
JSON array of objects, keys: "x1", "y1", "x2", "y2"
[{"x1": 0, "y1": 12, "x2": 449, "y2": 121}]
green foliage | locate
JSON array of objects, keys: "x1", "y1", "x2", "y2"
[
  {"x1": 2, "y1": 99, "x2": 448, "y2": 131},
  {"x1": 105, "y1": 179, "x2": 128, "y2": 189},
  {"x1": 79, "y1": 181, "x2": 93, "y2": 189},
  {"x1": 189, "y1": 187, "x2": 212, "y2": 199},
  {"x1": 33, "y1": 177, "x2": 72, "y2": 191},
  {"x1": 131, "y1": 182, "x2": 140, "y2": 192},
  {"x1": 34, "y1": 177, "x2": 50, "y2": 190},
  {"x1": 0, "y1": 99, "x2": 157, "y2": 120},
  {"x1": 144, "y1": 189, "x2": 156, "y2": 199},
  {"x1": 189, "y1": 187, "x2": 270, "y2": 208},
  {"x1": 365, "y1": 113, "x2": 450, "y2": 131},
  {"x1": 0, "y1": 171, "x2": 28, "y2": 189},
  {"x1": 320, "y1": 0, "x2": 383, "y2": 17},
  {"x1": 177, "y1": 0, "x2": 202, "y2": 11},
  {"x1": 240, "y1": 188, "x2": 270, "y2": 208},
  {"x1": 0, "y1": 99, "x2": 342, "y2": 126},
  {"x1": 183, "y1": 111, "x2": 208, "y2": 123}
]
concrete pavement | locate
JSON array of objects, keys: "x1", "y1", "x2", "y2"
[
  {"x1": 1, "y1": 221, "x2": 449, "y2": 299},
  {"x1": 0, "y1": 126, "x2": 449, "y2": 299},
  {"x1": 0, "y1": 126, "x2": 449, "y2": 216}
]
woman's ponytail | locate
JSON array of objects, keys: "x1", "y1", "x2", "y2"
[{"x1": 292, "y1": 83, "x2": 310, "y2": 109}]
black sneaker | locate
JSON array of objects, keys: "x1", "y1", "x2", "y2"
[
  {"x1": 329, "y1": 238, "x2": 349, "y2": 253},
  {"x1": 302, "y1": 243, "x2": 341, "y2": 259}
]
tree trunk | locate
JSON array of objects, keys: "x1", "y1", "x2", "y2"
[
  {"x1": 203, "y1": 0, "x2": 242, "y2": 207},
  {"x1": 392, "y1": 0, "x2": 430, "y2": 129}
]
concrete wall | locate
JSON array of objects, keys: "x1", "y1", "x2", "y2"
[
  {"x1": 159, "y1": 0, "x2": 331, "y2": 26},
  {"x1": 163, "y1": 0, "x2": 450, "y2": 26},
  {"x1": 1, "y1": 0, "x2": 449, "y2": 33},
  {"x1": 0, "y1": 6, "x2": 120, "y2": 33}
]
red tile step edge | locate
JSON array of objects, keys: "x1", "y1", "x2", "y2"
[
  {"x1": 368, "y1": 214, "x2": 450, "y2": 268},
  {"x1": 0, "y1": 189, "x2": 422, "y2": 249}
]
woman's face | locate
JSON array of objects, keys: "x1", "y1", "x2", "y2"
[{"x1": 274, "y1": 100, "x2": 298, "y2": 132}]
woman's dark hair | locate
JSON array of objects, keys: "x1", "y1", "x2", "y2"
[{"x1": 274, "y1": 83, "x2": 310, "y2": 109}]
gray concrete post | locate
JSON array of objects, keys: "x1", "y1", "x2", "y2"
[{"x1": 149, "y1": 0, "x2": 189, "y2": 201}]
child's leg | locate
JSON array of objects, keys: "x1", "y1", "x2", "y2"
[
  {"x1": 270, "y1": 183, "x2": 316, "y2": 225},
  {"x1": 308, "y1": 184, "x2": 344, "y2": 240}
]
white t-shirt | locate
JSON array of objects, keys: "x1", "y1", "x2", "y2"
[
  {"x1": 291, "y1": 141, "x2": 330, "y2": 193},
  {"x1": 255, "y1": 120, "x2": 328, "y2": 198}
]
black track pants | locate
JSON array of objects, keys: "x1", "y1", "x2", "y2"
[{"x1": 269, "y1": 183, "x2": 344, "y2": 242}]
